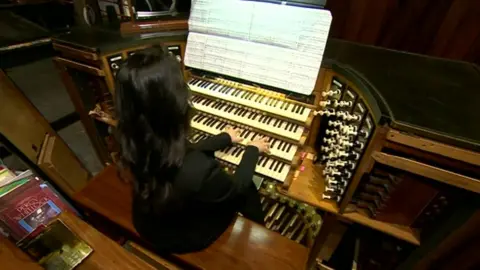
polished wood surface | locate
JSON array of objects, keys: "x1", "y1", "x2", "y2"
[
  {"x1": 0, "y1": 70, "x2": 52, "y2": 162},
  {"x1": 282, "y1": 158, "x2": 339, "y2": 214},
  {"x1": 387, "y1": 129, "x2": 480, "y2": 167},
  {"x1": 127, "y1": 242, "x2": 182, "y2": 270},
  {"x1": 74, "y1": 166, "x2": 308, "y2": 270},
  {"x1": 342, "y1": 211, "x2": 420, "y2": 246},
  {"x1": 372, "y1": 151, "x2": 480, "y2": 194},
  {"x1": 52, "y1": 43, "x2": 99, "y2": 61},
  {"x1": 0, "y1": 236, "x2": 42, "y2": 270},
  {"x1": 327, "y1": 0, "x2": 480, "y2": 64},
  {"x1": 53, "y1": 58, "x2": 111, "y2": 164},
  {"x1": 58, "y1": 212, "x2": 155, "y2": 270},
  {"x1": 180, "y1": 216, "x2": 308, "y2": 270},
  {"x1": 121, "y1": 19, "x2": 188, "y2": 34},
  {"x1": 54, "y1": 57, "x2": 105, "y2": 76},
  {"x1": 38, "y1": 134, "x2": 89, "y2": 196}
]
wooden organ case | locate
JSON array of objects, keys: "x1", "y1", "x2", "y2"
[{"x1": 51, "y1": 30, "x2": 480, "y2": 270}]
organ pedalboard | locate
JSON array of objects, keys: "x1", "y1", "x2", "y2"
[{"x1": 316, "y1": 76, "x2": 375, "y2": 203}]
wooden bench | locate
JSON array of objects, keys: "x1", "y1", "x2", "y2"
[{"x1": 73, "y1": 166, "x2": 308, "y2": 270}]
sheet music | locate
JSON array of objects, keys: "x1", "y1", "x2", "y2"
[{"x1": 185, "y1": 0, "x2": 332, "y2": 95}]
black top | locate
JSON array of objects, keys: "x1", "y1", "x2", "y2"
[
  {"x1": 52, "y1": 27, "x2": 187, "y2": 54},
  {"x1": 132, "y1": 133, "x2": 260, "y2": 254},
  {"x1": 0, "y1": 11, "x2": 50, "y2": 50},
  {"x1": 324, "y1": 39, "x2": 480, "y2": 151}
]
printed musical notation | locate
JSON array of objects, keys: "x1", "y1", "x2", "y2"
[{"x1": 185, "y1": 0, "x2": 332, "y2": 95}]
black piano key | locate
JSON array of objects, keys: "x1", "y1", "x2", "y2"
[
  {"x1": 268, "y1": 137, "x2": 274, "y2": 143},
  {"x1": 288, "y1": 124, "x2": 295, "y2": 132},
  {"x1": 225, "y1": 87, "x2": 233, "y2": 94},
  {"x1": 199, "y1": 117, "x2": 209, "y2": 124},
  {"x1": 199, "y1": 81, "x2": 209, "y2": 87},
  {"x1": 269, "y1": 160, "x2": 276, "y2": 170},
  {"x1": 205, "y1": 118, "x2": 214, "y2": 126},
  {"x1": 208, "y1": 120, "x2": 217, "y2": 127},
  {"x1": 281, "y1": 142, "x2": 288, "y2": 151},
  {"x1": 258, "y1": 115, "x2": 265, "y2": 123},
  {"x1": 257, "y1": 156, "x2": 265, "y2": 165},
  {"x1": 192, "y1": 114, "x2": 201, "y2": 121},
  {"x1": 272, "y1": 139, "x2": 279, "y2": 148},
  {"x1": 294, "y1": 126, "x2": 298, "y2": 133},
  {"x1": 278, "y1": 141, "x2": 284, "y2": 150},
  {"x1": 262, "y1": 157, "x2": 269, "y2": 166},
  {"x1": 276, "y1": 120, "x2": 283, "y2": 128},
  {"x1": 241, "y1": 110, "x2": 249, "y2": 117},
  {"x1": 295, "y1": 105, "x2": 302, "y2": 114},
  {"x1": 262, "y1": 116, "x2": 269, "y2": 124},
  {"x1": 214, "y1": 121, "x2": 223, "y2": 129},
  {"x1": 285, "y1": 123, "x2": 291, "y2": 131},
  {"x1": 191, "y1": 96, "x2": 201, "y2": 102},
  {"x1": 299, "y1": 106, "x2": 305, "y2": 114},
  {"x1": 279, "y1": 164, "x2": 285, "y2": 172},
  {"x1": 286, "y1": 144, "x2": 292, "y2": 152},
  {"x1": 274, "y1": 161, "x2": 281, "y2": 172},
  {"x1": 231, "y1": 148, "x2": 239, "y2": 156},
  {"x1": 273, "y1": 119, "x2": 279, "y2": 127}
]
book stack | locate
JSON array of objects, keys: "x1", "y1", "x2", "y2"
[{"x1": 0, "y1": 167, "x2": 74, "y2": 242}]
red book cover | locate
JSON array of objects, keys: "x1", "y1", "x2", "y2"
[{"x1": 0, "y1": 177, "x2": 74, "y2": 241}]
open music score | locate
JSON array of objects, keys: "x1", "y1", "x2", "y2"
[{"x1": 185, "y1": 0, "x2": 332, "y2": 95}]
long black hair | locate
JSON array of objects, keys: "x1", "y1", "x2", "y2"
[{"x1": 115, "y1": 46, "x2": 191, "y2": 214}]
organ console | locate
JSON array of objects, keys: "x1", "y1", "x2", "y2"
[{"x1": 50, "y1": 13, "x2": 480, "y2": 270}]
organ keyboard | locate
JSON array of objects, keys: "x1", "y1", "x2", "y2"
[
  {"x1": 188, "y1": 77, "x2": 313, "y2": 124},
  {"x1": 191, "y1": 113, "x2": 298, "y2": 161},
  {"x1": 191, "y1": 95, "x2": 306, "y2": 142},
  {"x1": 188, "y1": 130, "x2": 292, "y2": 182},
  {"x1": 187, "y1": 68, "x2": 319, "y2": 186}
]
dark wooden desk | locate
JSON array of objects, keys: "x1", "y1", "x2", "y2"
[{"x1": 74, "y1": 165, "x2": 309, "y2": 270}]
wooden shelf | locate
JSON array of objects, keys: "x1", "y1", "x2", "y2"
[
  {"x1": 284, "y1": 157, "x2": 421, "y2": 246},
  {"x1": 342, "y1": 211, "x2": 421, "y2": 246}
]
